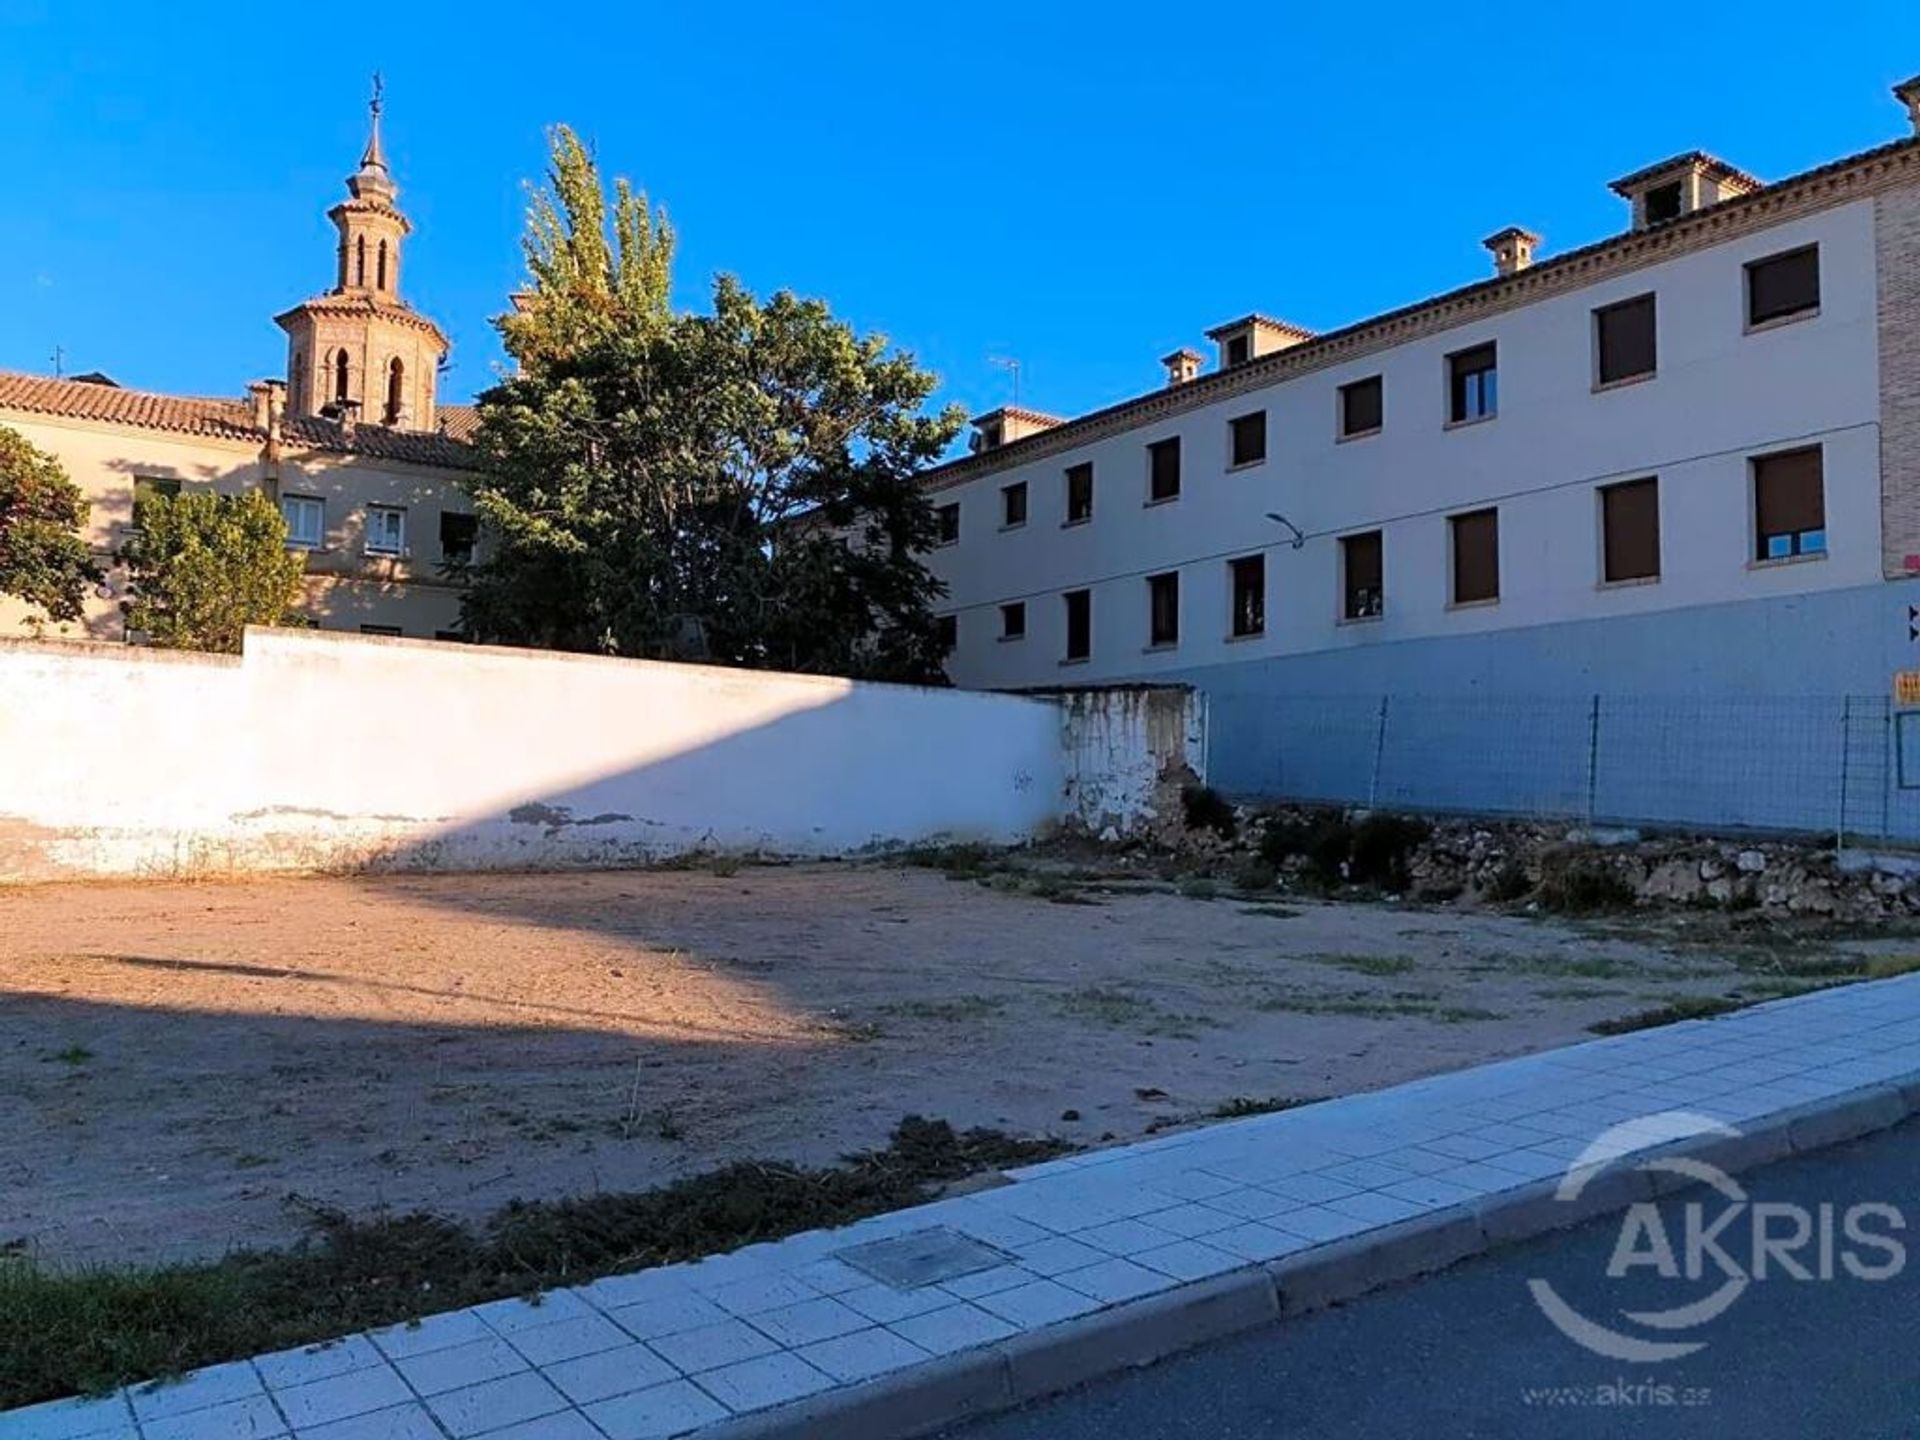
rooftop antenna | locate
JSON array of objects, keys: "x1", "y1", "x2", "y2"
[
  {"x1": 987, "y1": 354, "x2": 1022, "y2": 408},
  {"x1": 50, "y1": 344, "x2": 66, "y2": 379}
]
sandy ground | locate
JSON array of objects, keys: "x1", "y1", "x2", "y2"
[{"x1": 1, "y1": 863, "x2": 1793, "y2": 1267}]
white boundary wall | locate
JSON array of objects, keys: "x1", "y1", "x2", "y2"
[{"x1": 0, "y1": 629, "x2": 1200, "y2": 882}]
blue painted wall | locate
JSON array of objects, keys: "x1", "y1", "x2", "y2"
[{"x1": 1160, "y1": 579, "x2": 1920, "y2": 841}]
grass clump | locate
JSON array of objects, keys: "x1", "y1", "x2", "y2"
[
  {"x1": 0, "y1": 1117, "x2": 1064, "y2": 1410},
  {"x1": 1181, "y1": 785, "x2": 1239, "y2": 839},
  {"x1": 1481, "y1": 857, "x2": 1533, "y2": 903},
  {"x1": 1588, "y1": 995, "x2": 1744, "y2": 1035}
]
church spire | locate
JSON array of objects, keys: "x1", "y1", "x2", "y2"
[{"x1": 347, "y1": 73, "x2": 395, "y2": 202}]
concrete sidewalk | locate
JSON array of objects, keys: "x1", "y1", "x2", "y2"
[{"x1": 10, "y1": 975, "x2": 1920, "y2": 1440}]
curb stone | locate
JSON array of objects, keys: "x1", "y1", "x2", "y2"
[{"x1": 706, "y1": 1075, "x2": 1920, "y2": 1440}]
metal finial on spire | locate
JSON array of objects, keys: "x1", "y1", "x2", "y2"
[{"x1": 359, "y1": 72, "x2": 389, "y2": 176}]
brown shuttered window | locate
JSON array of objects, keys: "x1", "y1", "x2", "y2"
[
  {"x1": 1340, "y1": 376, "x2": 1383, "y2": 437},
  {"x1": 1746, "y1": 246, "x2": 1820, "y2": 327},
  {"x1": 1230, "y1": 554, "x2": 1265, "y2": 637},
  {"x1": 1753, "y1": 447, "x2": 1826, "y2": 560},
  {"x1": 1064, "y1": 589, "x2": 1091, "y2": 660},
  {"x1": 1148, "y1": 438, "x2": 1182, "y2": 501},
  {"x1": 1595, "y1": 294, "x2": 1657, "y2": 385},
  {"x1": 1450, "y1": 508, "x2": 1499, "y2": 605},
  {"x1": 1448, "y1": 343, "x2": 1498, "y2": 423},
  {"x1": 1000, "y1": 602, "x2": 1025, "y2": 639},
  {"x1": 1600, "y1": 478, "x2": 1661, "y2": 582},
  {"x1": 936, "y1": 503, "x2": 959, "y2": 545},
  {"x1": 1001, "y1": 481, "x2": 1027, "y2": 528},
  {"x1": 1065, "y1": 463, "x2": 1094, "y2": 523},
  {"x1": 1147, "y1": 572, "x2": 1180, "y2": 647},
  {"x1": 1342, "y1": 530, "x2": 1384, "y2": 619},
  {"x1": 1229, "y1": 411, "x2": 1267, "y2": 467},
  {"x1": 936, "y1": 614, "x2": 957, "y2": 652}
]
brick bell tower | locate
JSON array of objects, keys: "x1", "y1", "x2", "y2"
[{"x1": 275, "y1": 77, "x2": 450, "y2": 431}]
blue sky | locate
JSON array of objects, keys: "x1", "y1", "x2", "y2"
[{"x1": 4, "y1": 1, "x2": 1919, "y2": 448}]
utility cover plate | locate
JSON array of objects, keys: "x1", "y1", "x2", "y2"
[{"x1": 833, "y1": 1227, "x2": 1012, "y2": 1289}]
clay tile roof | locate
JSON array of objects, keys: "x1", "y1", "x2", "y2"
[
  {"x1": 435, "y1": 404, "x2": 481, "y2": 444},
  {"x1": 1203, "y1": 313, "x2": 1317, "y2": 342},
  {"x1": 1608, "y1": 150, "x2": 1762, "y2": 197},
  {"x1": 0, "y1": 370, "x2": 480, "y2": 472},
  {"x1": 972, "y1": 405, "x2": 1065, "y2": 427}
]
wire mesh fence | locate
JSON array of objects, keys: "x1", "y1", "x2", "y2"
[{"x1": 1207, "y1": 691, "x2": 1920, "y2": 845}]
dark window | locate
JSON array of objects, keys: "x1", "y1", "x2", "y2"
[
  {"x1": 1753, "y1": 447, "x2": 1826, "y2": 561},
  {"x1": 1644, "y1": 181, "x2": 1684, "y2": 225},
  {"x1": 384, "y1": 357, "x2": 405, "y2": 425},
  {"x1": 979, "y1": 420, "x2": 1004, "y2": 450},
  {"x1": 1596, "y1": 294, "x2": 1657, "y2": 386},
  {"x1": 1340, "y1": 376, "x2": 1383, "y2": 437},
  {"x1": 355, "y1": 235, "x2": 367, "y2": 286},
  {"x1": 440, "y1": 511, "x2": 478, "y2": 564},
  {"x1": 1230, "y1": 554, "x2": 1265, "y2": 638},
  {"x1": 131, "y1": 475, "x2": 180, "y2": 530},
  {"x1": 1148, "y1": 438, "x2": 1181, "y2": 502},
  {"x1": 1448, "y1": 343, "x2": 1498, "y2": 423},
  {"x1": 1147, "y1": 572, "x2": 1179, "y2": 647},
  {"x1": 936, "y1": 614, "x2": 957, "y2": 651},
  {"x1": 434, "y1": 629, "x2": 469, "y2": 643},
  {"x1": 1601, "y1": 477, "x2": 1661, "y2": 583},
  {"x1": 1450, "y1": 508, "x2": 1500, "y2": 605},
  {"x1": 1065, "y1": 463, "x2": 1094, "y2": 523},
  {"x1": 1064, "y1": 589, "x2": 1091, "y2": 661},
  {"x1": 333, "y1": 349, "x2": 351, "y2": 403},
  {"x1": 377, "y1": 239, "x2": 389, "y2": 290},
  {"x1": 1225, "y1": 334, "x2": 1251, "y2": 367},
  {"x1": 359, "y1": 624, "x2": 402, "y2": 637},
  {"x1": 1229, "y1": 411, "x2": 1267, "y2": 467},
  {"x1": 1342, "y1": 531, "x2": 1383, "y2": 620},
  {"x1": 1747, "y1": 246, "x2": 1820, "y2": 327},
  {"x1": 1000, "y1": 602, "x2": 1026, "y2": 640},
  {"x1": 936, "y1": 502, "x2": 960, "y2": 545},
  {"x1": 1001, "y1": 481, "x2": 1028, "y2": 528}
]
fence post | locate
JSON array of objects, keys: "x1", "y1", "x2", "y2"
[
  {"x1": 1838, "y1": 695, "x2": 1853, "y2": 854},
  {"x1": 1883, "y1": 698, "x2": 1894, "y2": 842},
  {"x1": 1585, "y1": 694, "x2": 1601, "y2": 826},
  {"x1": 1368, "y1": 695, "x2": 1389, "y2": 809}
]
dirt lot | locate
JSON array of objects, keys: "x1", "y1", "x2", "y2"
[{"x1": 0, "y1": 860, "x2": 1882, "y2": 1268}]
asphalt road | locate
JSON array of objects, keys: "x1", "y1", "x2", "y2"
[{"x1": 944, "y1": 1120, "x2": 1920, "y2": 1439}]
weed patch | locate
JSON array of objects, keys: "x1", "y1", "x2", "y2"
[
  {"x1": 1588, "y1": 996, "x2": 1744, "y2": 1035},
  {"x1": 0, "y1": 1117, "x2": 1064, "y2": 1410}
]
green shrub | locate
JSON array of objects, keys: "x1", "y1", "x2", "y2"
[
  {"x1": 1230, "y1": 859, "x2": 1278, "y2": 893},
  {"x1": 1536, "y1": 847, "x2": 1636, "y2": 914},
  {"x1": 1304, "y1": 816, "x2": 1356, "y2": 885},
  {"x1": 1348, "y1": 814, "x2": 1431, "y2": 890},
  {"x1": 1482, "y1": 857, "x2": 1532, "y2": 903},
  {"x1": 1180, "y1": 785, "x2": 1238, "y2": 839}
]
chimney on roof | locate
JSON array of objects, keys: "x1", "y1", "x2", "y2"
[
  {"x1": 1609, "y1": 153, "x2": 1759, "y2": 231},
  {"x1": 1161, "y1": 348, "x2": 1204, "y2": 387},
  {"x1": 335, "y1": 396, "x2": 360, "y2": 439},
  {"x1": 1483, "y1": 227, "x2": 1542, "y2": 278},
  {"x1": 247, "y1": 379, "x2": 286, "y2": 437},
  {"x1": 1897, "y1": 74, "x2": 1920, "y2": 135}
]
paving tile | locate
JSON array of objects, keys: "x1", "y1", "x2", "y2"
[
  {"x1": 605, "y1": 1292, "x2": 731, "y2": 1342},
  {"x1": 1200, "y1": 1188, "x2": 1300, "y2": 1224},
  {"x1": 505, "y1": 1312, "x2": 632, "y2": 1367},
  {"x1": 291, "y1": 1400, "x2": 445, "y2": 1440},
  {"x1": 1133, "y1": 1203, "x2": 1241, "y2": 1239},
  {"x1": 129, "y1": 1361, "x2": 264, "y2": 1422},
  {"x1": 577, "y1": 1270, "x2": 688, "y2": 1312},
  {"x1": 1133, "y1": 1239, "x2": 1249, "y2": 1282},
  {"x1": 274, "y1": 1365, "x2": 413, "y2": 1432},
  {"x1": 391, "y1": 1336, "x2": 528, "y2": 1397},
  {"x1": 836, "y1": 1282, "x2": 956, "y2": 1325},
  {"x1": 647, "y1": 1319, "x2": 781, "y2": 1375},
  {"x1": 368, "y1": 1310, "x2": 496, "y2": 1362},
  {"x1": 787, "y1": 1257, "x2": 872, "y2": 1296},
  {"x1": 585, "y1": 1380, "x2": 731, "y2": 1440},
  {"x1": 942, "y1": 1206, "x2": 1053, "y2": 1252},
  {"x1": 1150, "y1": 1168, "x2": 1243, "y2": 1202},
  {"x1": 1073, "y1": 1218, "x2": 1179, "y2": 1256},
  {"x1": 1008, "y1": 1235, "x2": 1109, "y2": 1278},
  {"x1": 701, "y1": 1272, "x2": 819, "y2": 1318},
  {"x1": 1380, "y1": 1176, "x2": 1484, "y2": 1208},
  {"x1": 424, "y1": 1372, "x2": 570, "y2": 1439},
  {"x1": 795, "y1": 1326, "x2": 931, "y2": 1384},
  {"x1": 142, "y1": 1393, "x2": 285, "y2": 1440},
  {"x1": 1260, "y1": 1172, "x2": 1363, "y2": 1206},
  {"x1": 691, "y1": 1352, "x2": 835, "y2": 1414},
  {"x1": 0, "y1": 1392, "x2": 133, "y2": 1440},
  {"x1": 938, "y1": 1264, "x2": 1038, "y2": 1301},
  {"x1": 472, "y1": 1289, "x2": 595, "y2": 1336},
  {"x1": 484, "y1": 1412, "x2": 605, "y2": 1440},
  {"x1": 974, "y1": 1279, "x2": 1103, "y2": 1328},
  {"x1": 544, "y1": 1342, "x2": 681, "y2": 1407},
  {"x1": 1055, "y1": 1258, "x2": 1177, "y2": 1305},
  {"x1": 1206, "y1": 1222, "x2": 1311, "y2": 1263},
  {"x1": 885, "y1": 1303, "x2": 1020, "y2": 1357},
  {"x1": 255, "y1": 1337, "x2": 386, "y2": 1393},
  {"x1": 741, "y1": 1295, "x2": 871, "y2": 1347}
]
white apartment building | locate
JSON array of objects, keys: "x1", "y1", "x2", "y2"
[{"x1": 923, "y1": 75, "x2": 1920, "y2": 726}]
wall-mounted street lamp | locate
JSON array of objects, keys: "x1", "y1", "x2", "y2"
[{"x1": 1264, "y1": 512, "x2": 1306, "y2": 549}]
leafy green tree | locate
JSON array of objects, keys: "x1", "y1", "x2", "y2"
[
  {"x1": 0, "y1": 422, "x2": 99, "y2": 626},
  {"x1": 119, "y1": 489, "x2": 306, "y2": 653},
  {"x1": 466, "y1": 134, "x2": 960, "y2": 682}
]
